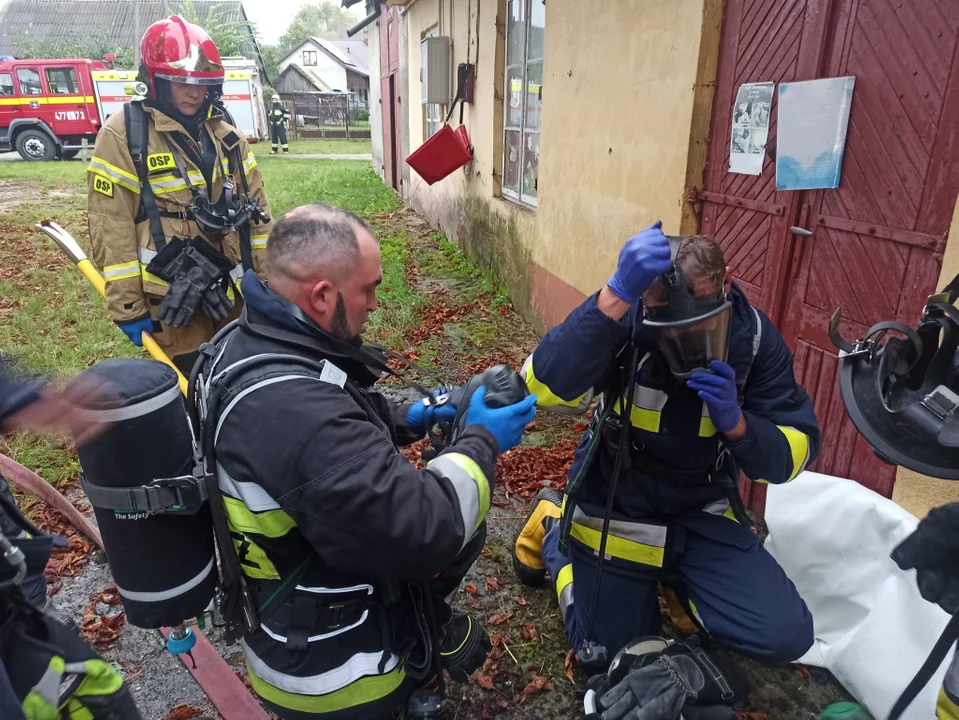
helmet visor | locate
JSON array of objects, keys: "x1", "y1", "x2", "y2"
[
  {"x1": 155, "y1": 72, "x2": 223, "y2": 86},
  {"x1": 647, "y1": 303, "x2": 732, "y2": 378}
]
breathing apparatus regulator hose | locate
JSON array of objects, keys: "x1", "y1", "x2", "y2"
[{"x1": 583, "y1": 342, "x2": 641, "y2": 645}]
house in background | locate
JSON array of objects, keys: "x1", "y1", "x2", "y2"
[
  {"x1": 278, "y1": 38, "x2": 371, "y2": 105},
  {"x1": 368, "y1": 0, "x2": 959, "y2": 518},
  {"x1": 275, "y1": 63, "x2": 334, "y2": 95},
  {"x1": 0, "y1": 0, "x2": 268, "y2": 81}
]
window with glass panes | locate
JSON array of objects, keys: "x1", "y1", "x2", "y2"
[
  {"x1": 423, "y1": 26, "x2": 443, "y2": 139},
  {"x1": 502, "y1": 0, "x2": 544, "y2": 208}
]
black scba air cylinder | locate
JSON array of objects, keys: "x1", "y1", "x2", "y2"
[{"x1": 75, "y1": 358, "x2": 215, "y2": 629}]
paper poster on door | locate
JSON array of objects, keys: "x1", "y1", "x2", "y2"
[
  {"x1": 776, "y1": 76, "x2": 855, "y2": 190},
  {"x1": 728, "y1": 82, "x2": 773, "y2": 176}
]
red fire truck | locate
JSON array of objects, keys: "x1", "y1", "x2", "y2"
[{"x1": 0, "y1": 57, "x2": 268, "y2": 161}]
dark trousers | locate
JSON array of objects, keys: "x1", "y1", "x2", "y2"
[
  {"x1": 270, "y1": 124, "x2": 288, "y2": 152},
  {"x1": 543, "y1": 515, "x2": 813, "y2": 664}
]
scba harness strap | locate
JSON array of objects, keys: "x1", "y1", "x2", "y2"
[{"x1": 125, "y1": 101, "x2": 258, "y2": 273}]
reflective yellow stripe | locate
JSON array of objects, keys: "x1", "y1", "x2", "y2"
[
  {"x1": 612, "y1": 397, "x2": 661, "y2": 433},
  {"x1": 88, "y1": 157, "x2": 137, "y2": 183},
  {"x1": 555, "y1": 563, "x2": 573, "y2": 600},
  {"x1": 437, "y1": 452, "x2": 490, "y2": 526},
  {"x1": 570, "y1": 522, "x2": 665, "y2": 567},
  {"x1": 141, "y1": 264, "x2": 168, "y2": 287},
  {"x1": 251, "y1": 234, "x2": 268, "y2": 249},
  {"x1": 523, "y1": 359, "x2": 588, "y2": 411},
  {"x1": 939, "y1": 687, "x2": 959, "y2": 720},
  {"x1": 222, "y1": 496, "x2": 296, "y2": 538},
  {"x1": 754, "y1": 426, "x2": 810, "y2": 484},
  {"x1": 699, "y1": 403, "x2": 717, "y2": 437},
  {"x1": 248, "y1": 664, "x2": 407, "y2": 714},
  {"x1": 102, "y1": 260, "x2": 140, "y2": 282},
  {"x1": 47, "y1": 95, "x2": 96, "y2": 104},
  {"x1": 88, "y1": 159, "x2": 140, "y2": 194},
  {"x1": 723, "y1": 506, "x2": 738, "y2": 523},
  {"x1": 244, "y1": 152, "x2": 257, "y2": 172}
]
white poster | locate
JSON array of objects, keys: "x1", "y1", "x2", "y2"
[
  {"x1": 776, "y1": 76, "x2": 855, "y2": 190},
  {"x1": 728, "y1": 81, "x2": 774, "y2": 175}
]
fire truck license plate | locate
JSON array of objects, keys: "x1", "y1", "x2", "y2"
[{"x1": 55, "y1": 111, "x2": 85, "y2": 121}]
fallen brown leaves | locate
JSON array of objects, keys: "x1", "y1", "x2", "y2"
[
  {"x1": 21, "y1": 493, "x2": 93, "y2": 586},
  {"x1": 495, "y1": 438, "x2": 578, "y2": 498},
  {"x1": 399, "y1": 437, "x2": 431, "y2": 469},
  {"x1": 564, "y1": 649, "x2": 576, "y2": 684},
  {"x1": 465, "y1": 584, "x2": 478, "y2": 595},
  {"x1": 484, "y1": 576, "x2": 500, "y2": 593},
  {"x1": 519, "y1": 622, "x2": 539, "y2": 642},
  {"x1": 520, "y1": 674, "x2": 552, "y2": 702},
  {"x1": 512, "y1": 596, "x2": 527, "y2": 606},
  {"x1": 164, "y1": 705, "x2": 204, "y2": 720},
  {"x1": 457, "y1": 349, "x2": 523, "y2": 384},
  {"x1": 407, "y1": 289, "x2": 476, "y2": 345},
  {"x1": 80, "y1": 587, "x2": 126, "y2": 649},
  {"x1": 488, "y1": 612, "x2": 513, "y2": 626}
]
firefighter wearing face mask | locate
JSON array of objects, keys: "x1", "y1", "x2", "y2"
[
  {"x1": 512, "y1": 221, "x2": 821, "y2": 670},
  {"x1": 86, "y1": 15, "x2": 274, "y2": 376}
]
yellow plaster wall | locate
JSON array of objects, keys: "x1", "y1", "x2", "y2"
[{"x1": 403, "y1": 0, "x2": 720, "y2": 300}]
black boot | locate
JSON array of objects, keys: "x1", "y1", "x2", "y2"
[{"x1": 438, "y1": 608, "x2": 491, "y2": 682}]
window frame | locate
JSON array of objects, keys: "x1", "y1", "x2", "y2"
[
  {"x1": 501, "y1": 0, "x2": 543, "y2": 210},
  {"x1": 303, "y1": 50, "x2": 318, "y2": 67},
  {"x1": 44, "y1": 67, "x2": 80, "y2": 95},
  {"x1": 422, "y1": 25, "x2": 444, "y2": 140},
  {"x1": 0, "y1": 73, "x2": 14, "y2": 96},
  {"x1": 16, "y1": 67, "x2": 43, "y2": 96}
]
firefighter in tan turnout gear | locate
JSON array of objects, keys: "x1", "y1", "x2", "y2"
[{"x1": 87, "y1": 15, "x2": 274, "y2": 375}]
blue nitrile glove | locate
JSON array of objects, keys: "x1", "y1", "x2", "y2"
[
  {"x1": 687, "y1": 360, "x2": 741, "y2": 434},
  {"x1": 606, "y1": 221, "x2": 673, "y2": 304},
  {"x1": 114, "y1": 316, "x2": 153, "y2": 347},
  {"x1": 465, "y1": 385, "x2": 538, "y2": 454},
  {"x1": 406, "y1": 390, "x2": 458, "y2": 435}
]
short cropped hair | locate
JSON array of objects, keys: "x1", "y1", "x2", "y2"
[
  {"x1": 647, "y1": 234, "x2": 727, "y2": 297},
  {"x1": 265, "y1": 203, "x2": 372, "y2": 281}
]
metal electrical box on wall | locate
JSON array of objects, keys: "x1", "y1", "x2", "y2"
[{"x1": 421, "y1": 36, "x2": 451, "y2": 104}]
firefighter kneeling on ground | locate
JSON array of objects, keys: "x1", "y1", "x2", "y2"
[
  {"x1": 201, "y1": 203, "x2": 537, "y2": 718},
  {"x1": 269, "y1": 94, "x2": 290, "y2": 154},
  {"x1": 87, "y1": 15, "x2": 274, "y2": 377},
  {"x1": 512, "y1": 223, "x2": 821, "y2": 713}
]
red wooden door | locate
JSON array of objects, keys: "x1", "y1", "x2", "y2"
[
  {"x1": 780, "y1": 0, "x2": 959, "y2": 496},
  {"x1": 699, "y1": 0, "x2": 834, "y2": 320},
  {"x1": 699, "y1": 0, "x2": 959, "y2": 506}
]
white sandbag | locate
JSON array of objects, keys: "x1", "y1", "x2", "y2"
[{"x1": 764, "y1": 470, "x2": 952, "y2": 719}]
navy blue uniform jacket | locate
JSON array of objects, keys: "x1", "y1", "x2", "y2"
[{"x1": 523, "y1": 284, "x2": 821, "y2": 521}]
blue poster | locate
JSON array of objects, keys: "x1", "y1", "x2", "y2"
[{"x1": 776, "y1": 76, "x2": 856, "y2": 191}]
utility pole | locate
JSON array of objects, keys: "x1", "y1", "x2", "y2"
[{"x1": 133, "y1": 0, "x2": 141, "y2": 66}]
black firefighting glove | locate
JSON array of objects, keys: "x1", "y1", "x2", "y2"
[
  {"x1": 200, "y1": 281, "x2": 233, "y2": 324},
  {"x1": 597, "y1": 640, "x2": 748, "y2": 720},
  {"x1": 157, "y1": 266, "x2": 208, "y2": 328},
  {"x1": 892, "y1": 502, "x2": 959, "y2": 614}
]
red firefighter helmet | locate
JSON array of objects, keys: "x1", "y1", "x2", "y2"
[{"x1": 139, "y1": 15, "x2": 224, "y2": 92}]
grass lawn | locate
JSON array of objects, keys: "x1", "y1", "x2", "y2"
[
  {"x1": 274, "y1": 138, "x2": 372, "y2": 155},
  {"x1": 0, "y1": 156, "x2": 406, "y2": 486}
]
